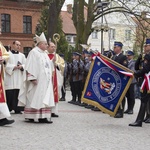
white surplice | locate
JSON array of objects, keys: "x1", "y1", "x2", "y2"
[
  {"x1": 18, "y1": 46, "x2": 55, "y2": 120},
  {"x1": 4, "y1": 51, "x2": 26, "y2": 90}
]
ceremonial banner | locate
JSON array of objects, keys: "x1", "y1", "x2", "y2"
[{"x1": 81, "y1": 55, "x2": 133, "y2": 116}]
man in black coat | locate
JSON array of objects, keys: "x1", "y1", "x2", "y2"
[
  {"x1": 112, "y1": 41, "x2": 128, "y2": 118},
  {"x1": 124, "y1": 50, "x2": 136, "y2": 114},
  {"x1": 129, "y1": 38, "x2": 150, "y2": 127}
]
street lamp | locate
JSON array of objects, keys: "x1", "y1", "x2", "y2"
[{"x1": 96, "y1": 0, "x2": 110, "y2": 54}]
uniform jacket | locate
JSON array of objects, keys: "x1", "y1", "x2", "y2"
[
  {"x1": 134, "y1": 53, "x2": 150, "y2": 77},
  {"x1": 72, "y1": 59, "x2": 84, "y2": 82},
  {"x1": 128, "y1": 59, "x2": 136, "y2": 84},
  {"x1": 112, "y1": 52, "x2": 128, "y2": 67}
]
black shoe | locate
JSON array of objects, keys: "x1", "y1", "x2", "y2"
[
  {"x1": 129, "y1": 121, "x2": 142, "y2": 127},
  {"x1": 85, "y1": 105, "x2": 94, "y2": 109},
  {"x1": 74, "y1": 101, "x2": 81, "y2": 105},
  {"x1": 15, "y1": 111, "x2": 23, "y2": 114},
  {"x1": 128, "y1": 110, "x2": 133, "y2": 114},
  {"x1": 59, "y1": 97, "x2": 66, "y2": 101},
  {"x1": 68, "y1": 100, "x2": 76, "y2": 104},
  {"x1": 143, "y1": 116, "x2": 149, "y2": 122},
  {"x1": 130, "y1": 102, "x2": 146, "y2": 126},
  {"x1": 28, "y1": 119, "x2": 34, "y2": 122},
  {"x1": 74, "y1": 101, "x2": 83, "y2": 106},
  {"x1": 25, "y1": 118, "x2": 34, "y2": 122},
  {"x1": 79, "y1": 103, "x2": 87, "y2": 107},
  {"x1": 114, "y1": 113, "x2": 123, "y2": 118},
  {"x1": 145, "y1": 118, "x2": 150, "y2": 123},
  {"x1": 124, "y1": 109, "x2": 129, "y2": 114},
  {"x1": 0, "y1": 118, "x2": 15, "y2": 126},
  {"x1": 38, "y1": 118, "x2": 53, "y2": 123},
  {"x1": 91, "y1": 107, "x2": 100, "y2": 111},
  {"x1": 51, "y1": 113, "x2": 59, "y2": 117},
  {"x1": 81, "y1": 103, "x2": 88, "y2": 107}
]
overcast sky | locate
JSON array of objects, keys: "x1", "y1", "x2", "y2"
[
  {"x1": 62, "y1": 0, "x2": 91, "y2": 10},
  {"x1": 62, "y1": 0, "x2": 73, "y2": 10}
]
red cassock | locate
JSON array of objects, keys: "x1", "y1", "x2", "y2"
[
  {"x1": 0, "y1": 49, "x2": 5, "y2": 103},
  {"x1": 48, "y1": 54, "x2": 59, "y2": 103},
  {"x1": 0, "y1": 74, "x2": 5, "y2": 103}
]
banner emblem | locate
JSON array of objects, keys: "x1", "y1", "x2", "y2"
[{"x1": 82, "y1": 55, "x2": 133, "y2": 116}]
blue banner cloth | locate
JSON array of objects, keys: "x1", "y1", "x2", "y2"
[{"x1": 82, "y1": 55, "x2": 133, "y2": 116}]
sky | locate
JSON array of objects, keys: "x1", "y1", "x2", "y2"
[
  {"x1": 62, "y1": 0, "x2": 91, "y2": 10},
  {"x1": 62, "y1": 0, "x2": 73, "y2": 11}
]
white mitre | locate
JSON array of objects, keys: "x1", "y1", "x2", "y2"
[{"x1": 35, "y1": 32, "x2": 47, "y2": 44}]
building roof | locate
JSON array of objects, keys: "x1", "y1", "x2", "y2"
[{"x1": 60, "y1": 11, "x2": 76, "y2": 35}]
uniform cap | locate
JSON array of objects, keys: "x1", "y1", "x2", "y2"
[
  {"x1": 59, "y1": 53, "x2": 64, "y2": 57},
  {"x1": 72, "y1": 52, "x2": 76, "y2": 56},
  {"x1": 88, "y1": 51, "x2": 95, "y2": 56},
  {"x1": 82, "y1": 49, "x2": 89, "y2": 54},
  {"x1": 114, "y1": 41, "x2": 123, "y2": 47},
  {"x1": 126, "y1": 50, "x2": 134, "y2": 56},
  {"x1": 145, "y1": 38, "x2": 150, "y2": 45},
  {"x1": 73, "y1": 52, "x2": 82, "y2": 56}
]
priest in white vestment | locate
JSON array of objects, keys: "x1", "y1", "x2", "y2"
[
  {"x1": 47, "y1": 42, "x2": 65, "y2": 117},
  {"x1": 19, "y1": 33, "x2": 55, "y2": 123},
  {"x1": 4, "y1": 40, "x2": 26, "y2": 114},
  {"x1": 0, "y1": 41, "x2": 15, "y2": 126}
]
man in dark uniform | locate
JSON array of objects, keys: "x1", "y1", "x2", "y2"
[
  {"x1": 73, "y1": 52, "x2": 84, "y2": 106},
  {"x1": 129, "y1": 38, "x2": 150, "y2": 127},
  {"x1": 84, "y1": 51, "x2": 93, "y2": 80},
  {"x1": 68, "y1": 52, "x2": 77, "y2": 104},
  {"x1": 124, "y1": 50, "x2": 136, "y2": 114},
  {"x1": 81, "y1": 49, "x2": 89, "y2": 91},
  {"x1": 83, "y1": 51, "x2": 96, "y2": 109},
  {"x1": 112, "y1": 41, "x2": 128, "y2": 118}
]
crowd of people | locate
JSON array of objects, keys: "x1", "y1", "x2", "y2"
[
  {"x1": 66, "y1": 39, "x2": 150, "y2": 127},
  {"x1": 0, "y1": 32, "x2": 150, "y2": 128},
  {"x1": 0, "y1": 32, "x2": 65, "y2": 126}
]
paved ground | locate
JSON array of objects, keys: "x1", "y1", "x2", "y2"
[{"x1": 0, "y1": 90, "x2": 150, "y2": 150}]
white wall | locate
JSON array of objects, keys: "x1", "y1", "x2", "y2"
[{"x1": 88, "y1": 12, "x2": 137, "y2": 53}]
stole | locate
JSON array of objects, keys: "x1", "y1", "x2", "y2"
[
  {"x1": 48, "y1": 54, "x2": 59, "y2": 102},
  {"x1": 0, "y1": 67, "x2": 5, "y2": 103}
]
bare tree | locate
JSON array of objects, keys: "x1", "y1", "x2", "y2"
[
  {"x1": 46, "y1": 0, "x2": 65, "y2": 41},
  {"x1": 133, "y1": 12, "x2": 150, "y2": 54},
  {"x1": 72, "y1": 0, "x2": 150, "y2": 51},
  {"x1": 72, "y1": 0, "x2": 95, "y2": 51},
  {"x1": 37, "y1": 0, "x2": 150, "y2": 53}
]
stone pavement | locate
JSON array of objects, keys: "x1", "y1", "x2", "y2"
[{"x1": 0, "y1": 90, "x2": 150, "y2": 150}]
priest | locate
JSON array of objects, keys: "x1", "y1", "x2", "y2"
[
  {"x1": 0, "y1": 41, "x2": 15, "y2": 126},
  {"x1": 47, "y1": 42, "x2": 65, "y2": 117},
  {"x1": 4, "y1": 40, "x2": 26, "y2": 114},
  {"x1": 18, "y1": 33, "x2": 55, "y2": 123}
]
